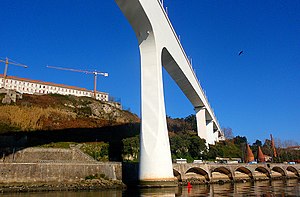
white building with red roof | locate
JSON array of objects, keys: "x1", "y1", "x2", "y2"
[{"x1": 0, "y1": 74, "x2": 108, "y2": 102}]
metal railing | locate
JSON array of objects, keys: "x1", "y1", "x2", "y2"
[{"x1": 156, "y1": 0, "x2": 221, "y2": 130}]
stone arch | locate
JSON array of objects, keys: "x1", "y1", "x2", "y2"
[
  {"x1": 235, "y1": 167, "x2": 253, "y2": 179},
  {"x1": 286, "y1": 166, "x2": 299, "y2": 177},
  {"x1": 271, "y1": 166, "x2": 286, "y2": 177},
  {"x1": 254, "y1": 167, "x2": 270, "y2": 178},
  {"x1": 173, "y1": 169, "x2": 182, "y2": 182},
  {"x1": 211, "y1": 167, "x2": 233, "y2": 180},
  {"x1": 185, "y1": 167, "x2": 210, "y2": 181}
]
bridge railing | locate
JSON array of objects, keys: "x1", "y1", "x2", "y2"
[{"x1": 157, "y1": 0, "x2": 221, "y2": 131}]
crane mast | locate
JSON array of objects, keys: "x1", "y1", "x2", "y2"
[
  {"x1": 0, "y1": 57, "x2": 28, "y2": 87},
  {"x1": 46, "y1": 65, "x2": 108, "y2": 98}
]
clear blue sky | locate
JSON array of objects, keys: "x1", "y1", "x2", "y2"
[{"x1": 1, "y1": 1, "x2": 299, "y2": 144}]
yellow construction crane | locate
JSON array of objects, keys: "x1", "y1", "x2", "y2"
[
  {"x1": 46, "y1": 65, "x2": 108, "y2": 98},
  {"x1": 0, "y1": 57, "x2": 28, "y2": 86}
]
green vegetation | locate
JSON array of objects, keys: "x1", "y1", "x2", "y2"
[
  {"x1": 0, "y1": 122, "x2": 21, "y2": 133},
  {"x1": 75, "y1": 106, "x2": 92, "y2": 117},
  {"x1": 122, "y1": 136, "x2": 139, "y2": 162},
  {"x1": 38, "y1": 142, "x2": 77, "y2": 149},
  {"x1": 207, "y1": 140, "x2": 244, "y2": 159},
  {"x1": 39, "y1": 142, "x2": 110, "y2": 161},
  {"x1": 0, "y1": 92, "x2": 298, "y2": 163},
  {"x1": 121, "y1": 115, "x2": 247, "y2": 162},
  {"x1": 184, "y1": 115, "x2": 197, "y2": 131},
  {"x1": 253, "y1": 139, "x2": 300, "y2": 163},
  {"x1": 121, "y1": 132, "x2": 208, "y2": 163},
  {"x1": 170, "y1": 133, "x2": 207, "y2": 162},
  {"x1": 275, "y1": 149, "x2": 300, "y2": 162},
  {"x1": 0, "y1": 93, "x2": 5, "y2": 102},
  {"x1": 85, "y1": 173, "x2": 108, "y2": 180},
  {"x1": 80, "y1": 142, "x2": 109, "y2": 161}
]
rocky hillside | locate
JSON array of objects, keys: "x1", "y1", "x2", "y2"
[
  {"x1": 0, "y1": 93, "x2": 199, "y2": 162},
  {"x1": 0, "y1": 93, "x2": 139, "y2": 133}
]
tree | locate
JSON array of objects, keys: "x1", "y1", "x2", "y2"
[
  {"x1": 282, "y1": 140, "x2": 299, "y2": 148},
  {"x1": 233, "y1": 136, "x2": 247, "y2": 145},
  {"x1": 222, "y1": 127, "x2": 234, "y2": 139},
  {"x1": 262, "y1": 139, "x2": 273, "y2": 158},
  {"x1": 170, "y1": 134, "x2": 190, "y2": 160},
  {"x1": 122, "y1": 136, "x2": 140, "y2": 162},
  {"x1": 169, "y1": 133, "x2": 208, "y2": 162},
  {"x1": 251, "y1": 139, "x2": 263, "y2": 160},
  {"x1": 184, "y1": 114, "x2": 197, "y2": 131},
  {"x1": 188, "y1": 135, "x2": 208, "y2": 160},
  {"x1": 208, "y1": 140, "x2": 242, "y2": 159},
  {"x1": 253, "y1": 140, "x2": 262, "y2": 147}
]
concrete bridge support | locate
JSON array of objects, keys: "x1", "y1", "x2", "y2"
[
  {"x1": 115, "y1": 0, "x2": 222, "y2": 186},
  {"x1": 195, "y1": 107, "x2": 207, "y2": 141},
  {"x1": 195, "y1": 107, "x2": 216, "y2": 145},
  {"x1": 115, "y1": 0, "x2": 175, "y2": 187},
  {"x1": 138, "y1": 29, "x2": 175, "y2": 186},
  {"x1": 206, "y1": 120, "x2": 215, "y2": 145}
]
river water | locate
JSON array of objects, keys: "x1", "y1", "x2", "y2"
[{"x1": 2, "y1": 179, "x2": 300, "y2": 196}]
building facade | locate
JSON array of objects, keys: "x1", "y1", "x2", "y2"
[{"x1": 0, "y1": 75, "x2": 108, "y2": 102}]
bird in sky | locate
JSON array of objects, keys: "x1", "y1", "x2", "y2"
[{"x1": 238, "y1": 50, "x2": 244, "y2": 56}]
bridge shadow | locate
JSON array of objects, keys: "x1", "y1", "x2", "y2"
[
  {"x1": 0, "y1": 123, "x2": 140, "y2": 161},
  {"x1": 122, "y1": 162, "x2": 139, "y2": 187}
]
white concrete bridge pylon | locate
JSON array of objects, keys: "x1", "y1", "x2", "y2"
[{"x1": 115, "y1": 0, "x2": 223, "y2": 185}]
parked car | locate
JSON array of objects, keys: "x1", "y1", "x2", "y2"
[
  {"x1": 248, "y1": 161, "x2": 257, "y2": 164},
  {"x1": 193, "y1": 160, "x2": 203, "y2": 164}
]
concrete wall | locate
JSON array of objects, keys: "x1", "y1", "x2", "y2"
[
  {"x1": 3, "y1": 147, "x2": 95, "y2": 163},
  {"x1": 0, "y1": 147, "x2": 121, "y2": 183},
  {"x1": 0, "y1": 162, "x2": 122, "y2": 183}
]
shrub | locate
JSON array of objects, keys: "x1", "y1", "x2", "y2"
[
  {"x1": 85, "y1": 173, "x2": 108, "y2": 180},
  {"x1": 122, "y1": 136, "x2": 139, "y2": 162},
  {"x1": 80, "y1": 142, "x2": 109, "y2": 161},
  {"x1": 38, "y1": 142, "x2": 77, "y2": 149}
]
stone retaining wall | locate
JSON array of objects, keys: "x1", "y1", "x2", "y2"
[
  {"x1": 0, "y1": 162, "x2": 122, "y2": 183},
  {"x1": 2, "y1": 147, "x2": 95, "y2": 163}
]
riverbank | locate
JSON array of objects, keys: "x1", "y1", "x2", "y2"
[
  {"x1": 0, "y1": 178, "x2": 126, "y2": 193},
  {"x1": 1, "y1": 177, "x2": 299, "y2": 194},
  {"x1": 1, "y1": 179, "x2": 299, "y2": 196}
]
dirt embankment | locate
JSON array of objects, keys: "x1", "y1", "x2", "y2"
[{"x1": 0, "y1": 94, "x2": 140, "y2": 133}]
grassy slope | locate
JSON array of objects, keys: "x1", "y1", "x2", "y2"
[
  {"x1": 0, "y1": 94, "x2": 198, "y2": 161},
  {"x1": 0, "y1": 94, "x2": 140, "y2": 161},
  {"x1": 0, "y1": 94, "x2": 139, "y2": 133}
]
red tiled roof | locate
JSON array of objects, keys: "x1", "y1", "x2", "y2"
[{"x1": 287, "y1": 146, "x2": 300, "y2": 149}]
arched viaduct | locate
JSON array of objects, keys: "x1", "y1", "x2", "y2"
[{"x1": 173, "y1": 163, "x2": 300, "y2": 182}]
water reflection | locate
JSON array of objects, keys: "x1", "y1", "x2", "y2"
[
  {"x1": 1, "y1": 179, "x2": 299, "y2": 196},
  {"x1": 1, "y1": 190, "x2": 123, "y2": 197}
]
